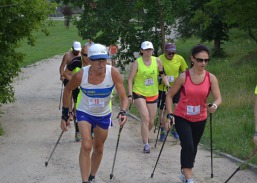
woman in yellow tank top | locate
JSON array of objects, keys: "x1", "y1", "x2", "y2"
[{"x1": 128, "y1": 41, "x2": 169, "y2": 153}]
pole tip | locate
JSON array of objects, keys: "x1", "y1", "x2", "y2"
[
  {"x1": 110, "y1": 174, "x2": 113, "y2": 180},
  {"x1": 45, "y1": 161, "x2": 48, "y2": 167},
  {"x1": 151, "y1": 173, "x2": 154, "y2": 178}
]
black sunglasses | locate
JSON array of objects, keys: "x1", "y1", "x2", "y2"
[
  {"x1": 167, "y1": 52, "x2": 176, "y2": 56},
  {"x1": 194, "y1": 57, "x2": 210, "y2": 63},
  {"x1": 82, "y1": 53, "x2": 87, "y2": 57}
]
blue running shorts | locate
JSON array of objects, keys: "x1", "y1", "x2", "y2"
[{"x1": 76, "y1": 110, "x2": 113, "y2": 130}]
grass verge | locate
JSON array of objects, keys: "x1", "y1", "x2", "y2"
[{"x1": 17, "y1": 20, "x2": 84, "y2": 67}]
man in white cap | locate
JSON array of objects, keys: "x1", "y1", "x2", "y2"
[
  {"x1": 59, "y1": 41, "x2": 82, "y2": 122},
  {"x1": 60, "y1": 43, "x2": 128, "y2": 183}
]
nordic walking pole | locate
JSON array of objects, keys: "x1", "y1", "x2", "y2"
[
  {"x1": 151, "y1": 114, "x2": 173, "y2": 178},
  {"x1": 59, "y1": 83, "x2": 64, "y2": 110},
  {"x1": 210, "y1": 112, "x2": 213, "y2": 178},
  {"x1": 110, "y1": 111, "x2": 126, "y2": 180},
  {"x1": 224, "y1": 147, "x2": 257, "y2": 183},
  {"x1": 110, "y1": 126, "x2": 123, "y2": 180},
  {"x1": 45, "y1": 131, "x2": 64, "y2": 167},
  {"x1": 151, "y1": 128, "x2": 170, "y2": 178},
  {"x1": 208, "y1": 103, "x2": 214, "y2": 178},
  {"x1": 154, "y1": 105, "x2": 166, "y2": 148}
]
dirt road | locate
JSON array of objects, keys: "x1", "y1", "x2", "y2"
[{"x1": 0, "y1": 55, "x2": 256, "y2": 183}]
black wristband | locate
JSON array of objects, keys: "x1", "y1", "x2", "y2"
[
  {"x1": 62, "y1": 107, "x2": 69, "y2": 116},
  {"x1": 159, "y1": 71, "x2": 164, "y2": 75},
  {"x1": 167, "y1": 113, "x2": 174, "y2": 121},
  {"x1": 117, "y1": 110, "x2": 126, "y2": 118},
  {"x1": 128, "y1": 95, "x2": 133, "y2": 98}
]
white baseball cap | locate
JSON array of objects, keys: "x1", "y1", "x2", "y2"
[
  {"x1": 141, "y1": 41, "x2": 154, "y2": 50},
  {"x1": 88, "y1": 44, "x2": 109, "y2": 60},
  {"x1": 72, "y1": 41, "x2": 82, "y2": 51}
]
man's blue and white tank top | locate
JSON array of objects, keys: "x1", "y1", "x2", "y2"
[{"x1": 77, "y1": 65, "x2": 114, "y2": 116}]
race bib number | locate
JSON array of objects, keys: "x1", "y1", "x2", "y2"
[
  {"x1": 167, "y1": 75, "x2": 174, "y2": 82},
  {"x1": 89, "y1": 98, "x2": 104, "y2": 108},
  {"x1": 145, "y1": 78, "x2": 154, "y2": 86},
  {"x1": 186, "y1": 105, "x2": 200, "y2": 115}
]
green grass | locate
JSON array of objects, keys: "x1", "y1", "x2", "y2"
[
  {"x1": 2, "y1": 21, "x2": 257, "y2": 165},
  {"x1": 17, "y1": 20, "x2": 84, "y2": 67}
]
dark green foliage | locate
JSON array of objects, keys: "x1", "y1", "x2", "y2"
[
  {"x1": 0, "y1": 0, "x2": 56, "y2": 104},
  {"x1": 176, "y1": 0, "x2": 230, "y2": 57},
  {"x1": 62, "y1": 0, "x2": 186, "y2": 69}
]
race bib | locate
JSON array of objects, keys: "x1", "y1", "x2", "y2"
[
  {"x1": 186, "y1": 105, "x2": 200, "y2": 115},
  {"x1": 145, "y1": 78, "x2": 154, "y2": 86},
  {"x1": 89, "y1": 98, "x2": 104, "y2": 108},
  {"x1": 167, "y1": 75, "x2": 174, "y2": 82}
]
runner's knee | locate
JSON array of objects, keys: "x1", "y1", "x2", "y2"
[
  {"x1": 81, "y1": 140, "x2": 92, "y2": 152},
  {"x1": 93, "y1": 143, "x2": 104, "y2": 154}
]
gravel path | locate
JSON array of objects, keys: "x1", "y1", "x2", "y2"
[{"x1": 0, "y1": 55, "x2": 257, "y2": 183}]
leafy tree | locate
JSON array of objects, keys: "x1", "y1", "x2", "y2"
[
  {"x1": 176, "y1": 0, "x2": 229, "y2": 56},
  {"x1": 0, "y1": 0, "x2": 56, "y2": 104},
  {"x1": 210, "y1": 0, "x2": 257, "y2": 44},
  {"x1": 62, "y1": 0, "x2": 186, "y2": 68}
]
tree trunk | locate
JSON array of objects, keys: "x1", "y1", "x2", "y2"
[
  {"x1": 158, "y1": 0, "x2": 165, "y2": 53},
  {"x1": 214, "y1": 38, "x2": 221, "y2": 55}
]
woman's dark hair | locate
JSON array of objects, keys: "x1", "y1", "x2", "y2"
[
  {"x1": 140, "y1": 49, "x2": 143, "y2": 56},
  {"x1": 190, "y1": 44, "x2": 210, "y2": 67}
]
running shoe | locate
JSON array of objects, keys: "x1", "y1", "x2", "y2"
[
  {"x1": 171, "y1": 127, "x2": 179, "y2": 139},
  {"x1": 75, "y1": 132, "x2": 82, "y2": 142},
  {"x1": 185, "y1": 179, "x2": 194, "y2": 183},
  {"x1": 179, "y1": 171, "x2": 186, "y2": 182},
  {"x1": 143, "y1": 144, "x2": 150, "y2": 153},
  {"x1": 88, "y1": 174, "x2": 95, "y2": 182},
  {"x1": 159, "y1": 128, "x2": 166, "y2": 142}
]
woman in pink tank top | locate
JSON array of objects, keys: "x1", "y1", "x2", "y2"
[{"x1": 165, "y1": 45, "x2": 222, "y2": 183}]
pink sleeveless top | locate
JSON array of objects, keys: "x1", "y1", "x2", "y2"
[{"x1": 174, "y1": 70, "x2": 211, "y2": 122}]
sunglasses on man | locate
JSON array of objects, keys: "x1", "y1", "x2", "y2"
[{"x1": 167, "y1": 52, "x2": 176, "y2": 56}]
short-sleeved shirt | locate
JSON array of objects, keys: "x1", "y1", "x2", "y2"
[
  {"x1": 255, "y1": 85, "x2": 257, "y2": 94},
  {"x1": 158, "y1": 53, "x2": 188, "y2": 91}
]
